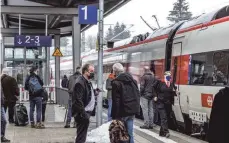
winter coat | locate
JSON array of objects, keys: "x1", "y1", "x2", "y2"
[
  {"x1": 155, "y1": 81, "x2": 176, "y2": 108},
  {"x1": 1, "y1": 82, "x2": 4, "y2": 107},
  {"x1": 1, "y1": 74, "x2": 19, "y2": 103},
  {"x1": 140, "y1": 72, "x2": 157, "y2": 100},
  {"x1": 106, "y1": 73, "x2": 115, "y2": 100},
  {"x1": 72, "y1": 75, "x2": 95, "y2": 117},
  {"x1": 111, "y1": 72, "x2": 140, "y2": 119},
  {"x1": 68, "y1": 71, "x2": 81, "y2": 96},
  {"x1": 61, "y1": 77, "x2": 68, "y2": 88},
  {"x1": 24, "y1": 73, "x2": 44, "y2": 98},
  {"x1": 208, "y1": 87, "x2": 229, "y2": 143}
]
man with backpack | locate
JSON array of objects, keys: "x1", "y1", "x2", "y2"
[
  {"x1": 25, "y1": 66, "x2": 44, "y2": 129},
  {"x1": 64, "y1": 67, "x2": 81, "y2": 128},
  {"x1": 111, "y1": 63, "x2": 140, "y2": 143}
]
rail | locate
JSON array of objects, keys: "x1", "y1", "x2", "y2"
[
  {"x1": 55, "y1": 87, "x2": 69, "y2": 107},
  {"x1": 18, "y1": 85, "x2": 56, "y2": 103}
]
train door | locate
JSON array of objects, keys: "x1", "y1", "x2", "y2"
[{"x1": 172, "y1": 42, "x2": 184, "y2": 123}]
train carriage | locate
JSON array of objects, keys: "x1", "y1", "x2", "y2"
[{"x1": 51, "y1": 5, "x2": 229, "y2": 138}]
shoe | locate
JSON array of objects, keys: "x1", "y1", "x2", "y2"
[
  {"x1": 31, "y1": 123, "x2": 36, "y2": 128},
  {"x1": 41, "y1": 122, "x2": 45, "y2": 128},
  {"x1": 1, "y1": 136, "x2": 10, "y2": 142},
  {"x1": 149, "y1": 126, "x2": 154, "y2": 129},
  {"x1": 36, "y1": 122, "x2": 45, "y2": 129},
  {"x1": 73, "y1": 122, "x2": 76, "y2": 128},
  {"x1": 166, "y1": 133, "x2": 170, "y2": 138},
  {"x1": 140, "y1": 125, "x2": 150, "y2": 129},
  {"x1": 64, "y1": 124, "x2": 70, "y2": 128},
  {"x1": 9, "y1": 120, "x2": 14, "y2": 124}
]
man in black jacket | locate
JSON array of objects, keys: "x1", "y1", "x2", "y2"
[
  {"x1": 64, "y1": 67, "x2": 81, "y2": 128},
  {"x1": 72, "y1": 64, "x2": 99, "y2": 143},
  {"x1": 208, "y1": 87, "x2": 229, "y2": 143},
  {"x1": 140, "y1": 66, "x2": 156, "y2": 129},
  {"x1": 1, "y1": 70, "x2": 11, "y2": 142},
  {"x1": 25, "y1": 66, "x2": 44, "y2": 129},
  {"x1": 111, "y1": 63, "x2": 140, "y2": 143},
  {"x1": 1, "y1": 68, "x2": 19, "y2": 124}
]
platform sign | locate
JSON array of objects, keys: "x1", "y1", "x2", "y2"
[
  {"x1": 52, "y1": 48, "x2": 63, "y2": 57},
  {"x1": 79, "y1": 5, "x2": 98, "y2": 24},
  {"x1": 14, "y1": 35, "x2": 52, "y2": 47}
]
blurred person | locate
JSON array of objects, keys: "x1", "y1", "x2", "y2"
[
  {"x1": 72, "y1": 64, "x2": 100, "y2": 143},
  {"x1": 25, "y1": 66, "x2": 44, "y2": 129},
  {"x1": 1, "y1": 68, "x2": 19, "y2": 124},
  {"x1": 106, "y1": 69, "x2": 115, "y2": 122},
  {"x1": 61, "y1": 75, "x2": 68, "y2": 88},
  {"x1": 64, "y1": 67, "x2": 81, "y2": 128},
  {"x1": 1, "y1": 70, "x2": 11, "y2": 142},
  {"x1": 41, "y1": 88, "x2": 48, "y2": 128},
  {"x1": 140, "y1": 66, "x2": 157, "y2": 129},
  {"x1": 111, "y1": 63, "x2": 140, "y2": 143}
]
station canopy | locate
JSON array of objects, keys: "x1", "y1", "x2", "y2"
[{"x1": 1, "y1": 0, "x2": 131, "y2": 37}]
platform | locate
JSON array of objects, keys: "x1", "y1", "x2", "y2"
[{"x1": 5, "y1": 103, "x2": 207, "y2": 143}]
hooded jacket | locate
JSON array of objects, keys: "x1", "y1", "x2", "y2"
[
  {"x1": 68, "y1": 71, "x2": 81, "y2": 95},
  {"x1": 140, "y1": 72, "x2": 157, "y2": 100},
  {"x1": 24, "y1": 73, "x2": 44, "y2": 98},
  {"x1": 111, "y1": 72, "x2": 140, "y2": 118},
  {"x1": 208, "y1": 87, "x2": 229, "y2": 143},
  {"x1": 1, "y1": 74, "x2": 19, "y2": 103}
]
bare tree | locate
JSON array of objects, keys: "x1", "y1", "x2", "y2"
[{"x1": 86, "y1": 35, "x2": 97, "y2": 50}]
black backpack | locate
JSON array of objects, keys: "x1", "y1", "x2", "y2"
[
  {"x1": 120, "y1": 78, "x2": 140, "y2": 115},
  {"x1": 14, "y1": 103, "x2": 29, "y2": 126}
]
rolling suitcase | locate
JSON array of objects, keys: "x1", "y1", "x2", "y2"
[{"x1": 14, "y1": 103, "x2": 29, "y2": 126}]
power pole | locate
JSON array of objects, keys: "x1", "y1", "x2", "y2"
[
  {"x1": 140, "y1": 16, "x2": 156, "y2": 31},
  {"x1": 152, "y1": 15, "x2": 161, "y2": 28},
  {"x1": 81, "y1": 32, "x2": 86, "y2": 52},
  {"x1": 96, "y1": 0, "x2": 104, "y2": 127}
]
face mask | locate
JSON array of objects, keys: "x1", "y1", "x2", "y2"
[
  {"x1": 166, "y1": 76, "x2": 171, "y2": 81},
  {"x1": 88, "y1": 72, "x2": 95, "y2": 79}
]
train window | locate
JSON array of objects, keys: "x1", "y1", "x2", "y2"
[
  {"x1": 214, "y1": 6, "x2": 229, "y2": 20},
  {"x1": 190, "y1": 51, "x2": 229, "y2": 86}
]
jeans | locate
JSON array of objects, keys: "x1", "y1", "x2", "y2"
[
  {"x1": 66, "y1": 98, "x2": 72, "y2": 124},
  {"x1": 1, "y1": 107, "x2": 7, "y2": 137},
  {"x1": 4, "y1": 102, "x2": 16, "y2": 122},
  {"x1": 122, "y1": 116, "x2": 134, "y2": 143},
  {"x1": 140, "y1": 97, "x2": 154, "y2": 126},
  {"x1": 30, "y1": 97, "x2": 42, "y2": 123},
  {"x1": 108, "y1": 99, "x2": 112, "y2": 121}
]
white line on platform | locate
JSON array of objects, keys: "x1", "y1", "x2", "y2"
[{"x1": 134, "y1": 126, "x2": 178, "y2": 143}]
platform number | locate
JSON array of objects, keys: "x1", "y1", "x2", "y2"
[
  {"x1": 81, "y1": 6, "x2": 88, "y2": 20},
  {"x1": 79, "y1": 5, "x2": 97, "y2": 24}
]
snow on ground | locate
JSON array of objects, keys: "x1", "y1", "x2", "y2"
[{"x1": 86, "y1": 121, "x2": 111, "y2": 143}]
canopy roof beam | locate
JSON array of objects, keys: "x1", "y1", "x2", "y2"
[{"x1": 1, "y1": 6, "x2": 78, "y2": 15}]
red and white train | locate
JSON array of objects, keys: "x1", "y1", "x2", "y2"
[{"x1": 51, "y1": 5, "x2": 229, "y2": 136}]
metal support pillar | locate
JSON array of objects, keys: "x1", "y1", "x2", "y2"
[
  {"x1": 0, "y1": 38, "x2": 3, "y2": 73},
  {"x1": 72, "y1": 16, "x2": 81, "y2": 73},
  {"x1": 96, "y1": 0, "x2": 104, "y2": 127},
  {"x1": 55, "y1": 35, "x2": 60, "y2": 102},
  {"x1": 45, "y1": 15, "x2": 50, "y2": 86}
]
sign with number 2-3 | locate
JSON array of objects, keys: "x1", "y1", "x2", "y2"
[{"x1": 79, "y1": 5, "x2": 98, "y2": 24}]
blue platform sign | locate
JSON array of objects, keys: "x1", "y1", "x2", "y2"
[
  {"x1": 14, "y1": 35, "x2": 52, "y2": 47},
  {"x1": 79, "y1": 5, "x2": 98, "y2": 24}
]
